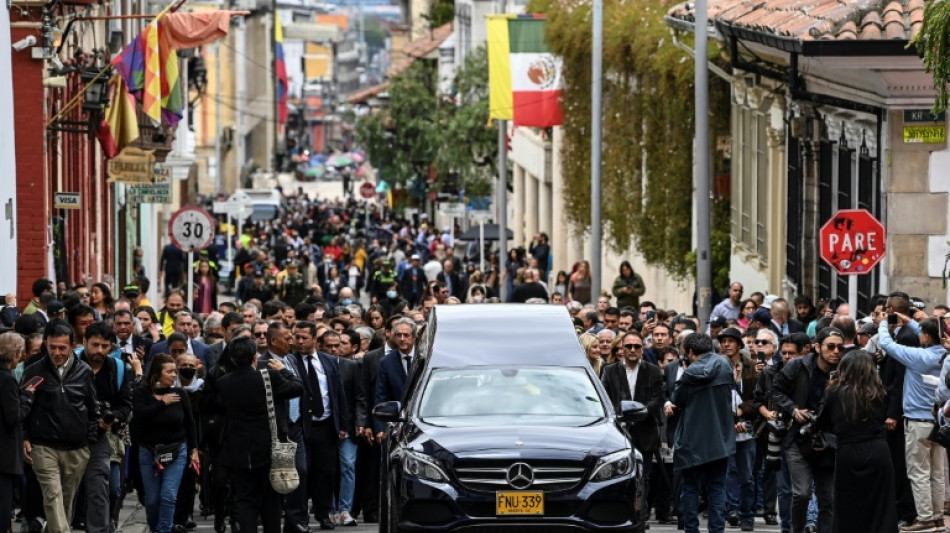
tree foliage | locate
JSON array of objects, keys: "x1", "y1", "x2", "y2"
[
  {"x1": 356, "y1": 46, "x2": 497, "y2": 199},
  {"x1": 527, "y1": 0, "x2": 731, "y2": 280},
  {"x1": 910, "y1": 1, "x2": 950, "y2": 112}
]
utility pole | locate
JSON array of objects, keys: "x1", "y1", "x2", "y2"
[
  {"x1": 236, "y1": 16, "x2": 247, "y2": 187},
  {"x1": 498, "y1": 120, "x2": 508, "y2": 302},
  {"x1": 694, "y1": 0, "x2": 712, "y2": 328},
  {"x1": 590, "y1": 0, "x2": 603, "y2": 298},
  {"x1": 214, "y1": 39, "x2": 222, "y2": 193}
]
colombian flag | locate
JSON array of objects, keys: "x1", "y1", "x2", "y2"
[
  {"x1": 275, "y1": 12, "x2": 288, "y2": 129},
  {"x1": 96, "y1": 74, "x2": 140, "y2": 158},
  {"x1": 487, "y1": 15, "x2": 562, "y2": 128}
]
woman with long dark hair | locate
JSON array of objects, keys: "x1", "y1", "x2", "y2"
[
  {"x1": 132, "y1": 354, "x2": 199, "y2": 533},
  {"x1": 818, "y1": 350, "x2": 895, "y2": 533},
  {"x1": 91, "y1": 282, "x2": 115, "y2": 319}
]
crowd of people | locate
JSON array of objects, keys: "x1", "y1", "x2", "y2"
[{"x1": 0, "y1": 191, "x2": 949, "y2": 533}]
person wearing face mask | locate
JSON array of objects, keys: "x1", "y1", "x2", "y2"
[
  {"x1": 338, "y1": 287, "x2": 356, "y2": 308},
  {"x1": 173, "y1": 355, "x2": 203, "y2": 533},
  {"x1": 380, "y1": 283, "x2": 405, "y2": 319}
]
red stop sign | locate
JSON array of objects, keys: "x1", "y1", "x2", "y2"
[
  {"x1": 819, "y1": 209, "x2": 886, "y2": 275},
  {"x1": 359, "y1": 181, "x2": 375, "y2": 199}
]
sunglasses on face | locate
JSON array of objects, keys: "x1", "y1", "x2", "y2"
[
  {"x1": 623, "y1": 344, "x2": 643, "y2": 350},
  {"x1": 753, "y1": 340, "x2": 771, "y2": 346},
  {"x1": 823, "y1": 343, "x2": 844, "y2": 352}
]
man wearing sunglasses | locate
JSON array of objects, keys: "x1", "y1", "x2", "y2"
[
  {"x1": 600, "y1": 331, "x2": 664, "y2": 525},
  {"x1": 772, "y1": 327, "x2": 844, "y2": 533}
]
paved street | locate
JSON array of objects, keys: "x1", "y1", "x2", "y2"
[{"x1": 112, "y1": 493, "x2": 793, "y2": 533}]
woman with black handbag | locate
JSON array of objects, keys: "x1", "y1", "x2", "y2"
[{"x1": 132, "y1": 353, "x2": 199, "y2": 533}]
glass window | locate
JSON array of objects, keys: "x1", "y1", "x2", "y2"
[
  {"x1": 418, "y1": 366, "x2": 605, "y2": 426},
  {"x1": 756, "y1": 116, "x2": 769, "y2": 260}
]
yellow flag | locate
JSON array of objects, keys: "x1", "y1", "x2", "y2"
[{"x1": 487, "y1": 14, "x2": 513, "y2": 120}]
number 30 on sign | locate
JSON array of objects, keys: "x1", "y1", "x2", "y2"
[{"x1": 169, "y1": 206, "x2": 215, "y2": 252}]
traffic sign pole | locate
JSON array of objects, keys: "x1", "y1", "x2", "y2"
[{"x1": 187, "y1": 251, "x2": 194, "y2": 311}]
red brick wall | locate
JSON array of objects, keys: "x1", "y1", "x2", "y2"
[{"x1": 11, "y1": 18, "x2": 49, "y2": 307}]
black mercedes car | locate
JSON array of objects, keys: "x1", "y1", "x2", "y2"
[{"x1": 374, "y1": 305, "x2": 648, "y2": 532}]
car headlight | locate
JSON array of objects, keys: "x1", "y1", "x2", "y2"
[
  {"x1": 402, "y1": 450, "x2": 449, "y2": 482},
  {"x1": 591, "y1": 450, "x2": 634, "y2": 482}
]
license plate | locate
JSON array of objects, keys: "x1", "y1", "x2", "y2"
[{"x1": 495, "y1": 491, "x2": 544, "y2": 516}]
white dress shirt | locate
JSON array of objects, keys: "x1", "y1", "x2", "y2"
[
  {"x1": 624, "y1": 363, "x2": 640, "y2": 401},
  {"x1": 307, "y1": 352, "x2": 331, "y2": 422}
]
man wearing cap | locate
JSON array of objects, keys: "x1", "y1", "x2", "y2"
[
  {"x1": 236, "y1": 263, "x2": 257, "y2": 304},
  {"x1": 122, "y1": 285, "x2": 144, "y2": 310},
  {"x1": 749, "y1": 308, "x2": 773, "y2": 331},
  {"x1": 246, "y1": 271, "x2": 274, "y2": 304},
  {"x1": 399, "y1": 255, "x2": 426, "y2": 308},
  {"x1": 371, "y1": 260, "x2": 398, "y2": 304},
  {"x1": 718, "y1": 327, "x2": 760, "y2": 530}
]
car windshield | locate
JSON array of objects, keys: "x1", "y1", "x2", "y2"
[{"x1": 417, "y1": 366, "x2": 605, "y2": 427}]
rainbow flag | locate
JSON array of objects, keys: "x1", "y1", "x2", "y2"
[
  {"x1": 487, "y1": 14, "x2": 562, "y2": 128},
  {"x1": 142, "y1": 20, "x2": 161, "y2": 122},
  {"x1": 275, "y1": 12, "x2": 288, "y2": 129},
  {"x1": 112, "y1": 18, "x2": 183, "y2": 127},
  {"x1": 96, "y1": 74, "x2": 140, "y2": 158}
]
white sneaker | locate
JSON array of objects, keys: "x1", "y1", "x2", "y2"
[
  {"x1": 338, "y1": 511, "x2": 357, "y2": 527},
  {"x1": 329, "y1": 512, "x2": 341, "y2": 525}
]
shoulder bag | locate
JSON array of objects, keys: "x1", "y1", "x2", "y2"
[{"x1": 261, "y1": 369, "x2": 300, "y2": 494}]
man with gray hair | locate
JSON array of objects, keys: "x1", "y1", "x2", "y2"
[
  {"x1": 374, "y1": 317, "x2": 417, "y2": 441},
  {"x1": 596, "y1": 329, "x2": 616, "y2": 364},
  {"x1": 240, "y1": 303, "x2": 260, "y2": 325}
]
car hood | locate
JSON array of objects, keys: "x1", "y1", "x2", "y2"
[{"x1": 408, "y1": 420, "x2": 628, "y2": 462}]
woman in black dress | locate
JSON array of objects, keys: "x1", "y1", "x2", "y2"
[{"x1": 819, "y1": 350, "x2": 896, "y2": 533}]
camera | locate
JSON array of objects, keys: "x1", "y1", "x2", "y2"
[
  {"x1": 767, "y1": 419, "x2": 787, "y2": 434},
  {"x1": 797, "y1": 411, "x2": 828, "y2": 450},
  {"x1": 741, "y1": 421, "x2": 754, "y2": 433},
  {"x1": 11, "y1": 35, "x2": 36, "y2": 52},
  {"x1": 98, "y1": 401, "x2": 115, "y2": 424}
]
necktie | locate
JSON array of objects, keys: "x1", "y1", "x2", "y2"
[
  {"x1": 283, "y1": 357, "x2": 300, "y2": 423},
  {"x1": 403, "y1": 354, "x2": 412, "y2": 376},
  {"x1": 307, "y1": 355, "x2": 325, "y2": 418}
]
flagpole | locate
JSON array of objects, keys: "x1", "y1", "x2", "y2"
[
  {"x1": 590, "y1": 0, "x2": 603, "y2": 299},
  {"x1": 498, "y1": 119, "x2": 508, "y2": 303}
]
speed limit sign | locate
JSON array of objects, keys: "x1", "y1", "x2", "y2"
[{"x1": 169, "y1": 206, "x2": 215, "y2": 252}]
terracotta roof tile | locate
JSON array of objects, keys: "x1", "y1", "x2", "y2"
[{"x1": 668, "y1": 0, "x2": 922, "y2": 41}]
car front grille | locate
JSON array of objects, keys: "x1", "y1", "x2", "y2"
[{"x1": 455, "y1": 461, "x2": 586, "y2": 492}]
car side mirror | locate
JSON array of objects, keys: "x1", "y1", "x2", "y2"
[
  {"x1": 373, "y1": 401, "x2": 403, "y2": 423},
  {"x1": 620, "y1": 400, "x2": 648, "y2": 423}
]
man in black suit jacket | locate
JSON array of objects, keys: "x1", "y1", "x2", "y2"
[
  {"x1": 436, "y1": 260, "x2": 464, "y2": 300},
  {"x1": 113, "y1": 309, "x2": 153, "y2": 363},
  {"x1": 210, "y1": 337, "x2": 302, "y2": 533},
  {"x1": 601, "y1": 331, "x2": 664, "y2": 525},
  {"x1": 398, "y1": 257, "x2": 426, "y2": 308},
  {"x1": 767, "y1": 299, "x2": 806, "y2": 337},
  {"x1": 258, "y1": 322, "x2": 309, "y2": 533},
  {"x1": 147, "y1": 312, "x2": 213, "y2": 369},
  {"x1": 291, "y1": 324, "x2": 348, "y2": 530},
  {"x1": 374, "y1": 318, "x2": 417, "y2": 439}
]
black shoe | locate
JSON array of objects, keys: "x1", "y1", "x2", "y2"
[
  {"x1": 172, "y1": 526, "x2": 188, "y2": 533},
  {"x1": 214, "y1": 515, "x2": 226, "y2": 533},
  {"x1": 677, "y1": 517, "x2": 685, "y2": 530},
  {"x1": 72, "y1": 521, "x2": 86, "y2": 531},
  {"x1": 316, "y1": 518, "x2": 335, "y2": 531},
  {"x1": 740, "y1": 522, "x2": 754, "y2": 532},
  {"x1": 764, "y1": 514, "x2": 778, "y2": 526},
  {"x1": 284, "y1": 525, "x2": 311, "y2": 533},
  {"x1": 362, "y1": 513, "x2": 378, "y2": 524},
  {"x1": 657, "y1": 516, "x2": 676, "y2": 524},
  {"x1": 727, "y1": 514, "x2": 740, "y2": 527},
  {"x1": 229, "y1": 520, "x2": 241, "y2": 533},
  {"x1": 185, "y1": 517, "x2": 197, "y2": 530}
]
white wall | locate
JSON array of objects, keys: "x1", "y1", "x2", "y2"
[
  {"x1": 0, "y1": 9, "x2": 18, "y2": 294},
  {"x1": 926, "y1": 145, "x2": 950, "y2": 304}
]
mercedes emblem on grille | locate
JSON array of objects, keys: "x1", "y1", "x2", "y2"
[{"x1": 506, "y1": 462, "x2": 534, "y2": 490}]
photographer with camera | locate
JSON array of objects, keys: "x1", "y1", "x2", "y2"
[
  {"x1": 772, "y1": 327, "x2": 843, "y2": 533},
  {"x1": 879, "y1": 309, "x2": 946, "y2": 533},
  {"x1": 77, "y1": 321, "x2": 134, "y2": 533},
  {"x1": 755, "y1": 333, "x2": 808, "y2": 533}
]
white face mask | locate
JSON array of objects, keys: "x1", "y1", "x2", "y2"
[{"x1": 472, "y1": 295, "x2": 484, "y2": 303}]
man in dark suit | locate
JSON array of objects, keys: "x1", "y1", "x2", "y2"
[
  {"x1": 329, "y1": 330, "x2": 364, "y2": 526},
  {"x1": 601, "y1": 330, "x2": 664, "y2": 526},
  {"x1": 209, "y1": 337, "x2": 302, "y2": 533},
  {"x1": 436, "y1": 259, "x2": 464, "y2": 300},
  {"x1": 354, "y1": 319, "x2": 399, "y2": 524},
  {"x1": 147, "y1": 312, "x2": 213, "y2": 369},
  {"x1": 113, "y1": 309, "x2": 153, "y2": 363},
  {"x1": 373, "y1": 318, "x2": 418, "y2": 440},
  {"x1": 767, "y1": 299, "x2": 805, "y2": 337},
  {"x1": 291, "y1": 324, "x2": 348, "y2": 530},
  {"x1": 398, "y1": 256, "x2": 426, "y2": 308},
  {"x1": 259, "y1": 322, "x2": 309, "y2": 533}
]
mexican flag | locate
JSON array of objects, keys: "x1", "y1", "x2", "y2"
[{"x1": 488, "y1": 15, "x2": 563, "y2": 128}]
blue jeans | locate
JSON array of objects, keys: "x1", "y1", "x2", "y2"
[
  {"x1": 110, "y1": 462, "x2": 122, "y2": 519},
  {"x1": 333, "y1": 438, "x2": 358, "y2": 513},
  {"x1": 139, "y1": 444, "x2": 186, "y2": 533},
  {"x1": 726, "y1": 439, "x2": 756, "y2": 523},
  {"x1": 681, "y1": 458, "x2": 728, "y2": 533}
]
